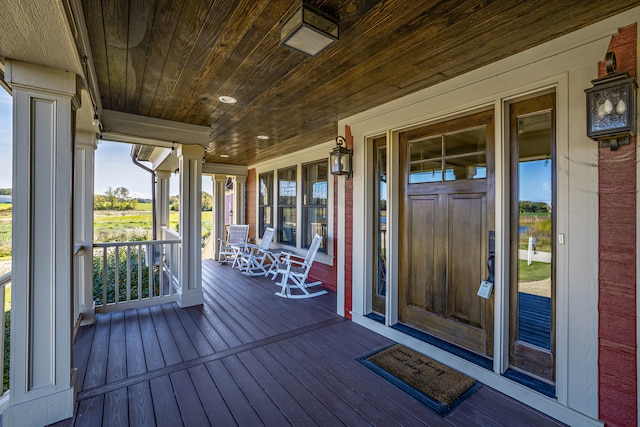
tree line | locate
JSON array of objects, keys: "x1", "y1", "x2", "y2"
[
  {"x1": 94, "y1": 187, "x2": 213, "y2": 211},
  {"x1": 519, "y1": 200, "x2": 550, "y2": 213}
]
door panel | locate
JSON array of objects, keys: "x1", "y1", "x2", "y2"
[
  {"x1": 448, "y1": 194, "x2": 485, "y2": 328},
  {"x1": 408, "y1": 196, "x2": 437, "y2": 313},
  {"x1": 399, "y1": 110, "x2": 494, "y2": 357}
]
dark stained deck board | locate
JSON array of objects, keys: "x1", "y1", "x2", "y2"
[
  {"x1": 202, "y1": 275, "x2": 284, "y2": 337},
  {"x1": 169, "y1": 369, "x2": 211, "y2": 426},
  {"x1": 149, "y1": 375, "x2": 183, "y2": 427},
  {"x1": 125, "y1": 309, "x2": 147, "y2": 377},
  {"x1": 187, "y1": 363, "x2": 237, "y2": 425},
  {"x1": 170, "y1": 303, "x2": 217, "y2": 356},
  {"x1": 221, "y1": 355, "x2": 291, "y2": 426},
  {"x1": 74, "y1": 395, "x2": 104, "y2": 427},
  {"x1": 64, "y1": 259, "x2": 567, "y2": 427},
  {"x1": 103, "y1": 388, "x2": 128, "y2": 426},
  {"x1": 188, "y1": 297, "x2": 246, "y2": 348},
  {"x1": 183, "y1": 305, "x2": 232, "y2": 352},
  {"x1": 201, "y1": 284, "x2": 266, "y2": 342},
  {"x1": 73, "y1": 322, "x2": 95, "y2": 392},
  {"x1": 81, "y1": 314, "x2": 110, "y2": 389},
  {"x1": 128, "y1": 381, "x2": 156, "y2": 426},
  {"x1": 148, "y1": 304, "x2": 184, "y2": 366},
  {"x1": 204, "y1": 359, "x2": 265, "y2": 426},
  {"x1": 106, "y1": 311, "x2": 127, "y2": 383},
  {"x1": 235, "y1": 350, "x2": 318, "y2": 426},
  {"x1": 137, "y1": 307, "x2": 166, "y2": 372},
  {"x1": 249, "y1": 346, "x2": 345, "y2": 426},
  {"x1": 158, "y1": 303, "x2": 201, "y2": 361}
]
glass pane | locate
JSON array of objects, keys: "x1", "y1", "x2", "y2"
[
  {"x1": 444, "y1": 154, "x2": 487, "y2": 181},
  {"x1": 409, "y1": 160, "x2": 442, "y2": 183},
  {"x1": 517, "y1": 111, "x2": 552, "y2": 350},
  {"x1": 302, "y1": 161, "x2": 328, "y2": 251},
  {"x1": 409, "y1": 136, "x2": 441, "y2": 162},
  {"x1": 303, "y1": 207, "x2": 327, "y2": 250},
  {"x1": 444, "y1": 126, "x2": 486, "y2": 156},
  {"x1": 259, "y1": 172, "x2": 273, "y2": 205},
  {"x1": 376, "y1": 145, "x2": 387, "y2": 299},
  {"x1": 278, "y1": 207, "x2": 296, "y2": 245},
  {"x1": 259, "y1": 206, "x2": 272, "y2": 236},
  {"x1": 278, "y1": 168, "x2": 296, "y2": 206},
  {"x1": 303, "y1": 162, "x2": 328, "y2": 205}
]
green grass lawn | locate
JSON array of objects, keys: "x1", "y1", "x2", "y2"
[
  {"x1": 94, "y1": 208, "x2": 213, "y2": 243},
  {"x1": 518, "y1": 260, "x2": 551, "y2": 282}
]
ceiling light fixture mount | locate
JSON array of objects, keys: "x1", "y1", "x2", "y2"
[
  {"x1": 257, "y1": 135, "x2": 270, "y2": 140},
  {"x1": 280, "y1": 2, "x2": 339, "y2": 57},
  {"x1": 218, "y1": 95, "x2": 237, "y2": 104}
]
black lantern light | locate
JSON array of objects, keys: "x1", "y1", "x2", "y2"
[
  {"x1": 280, "y1": 2, "x2": 339, "y2": 57},
  {"x1": 330, "y1": 136, "x2": 352, "y2": 178},
  {"x1": 585, "y1": 52, "x2": 638, "y2": 150}
]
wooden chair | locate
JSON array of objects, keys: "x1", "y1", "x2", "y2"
[
  {"x1": 272, "y1": 234, "x2": 327, "y2": 299},
  {"x1": 234, "y1": 227, "x2": 276, "y2": 276},
  {"x1": 217, "y1": 224, "x2": 249, "y2": 264}
]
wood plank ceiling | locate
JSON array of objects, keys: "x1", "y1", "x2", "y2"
[{"x1": 81, "y1": 0, "x2": 638, "y2": 166}]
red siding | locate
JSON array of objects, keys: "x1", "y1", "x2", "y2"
[
  {"x1": 247, "y1": 169, "x2": 257, "y2": 238},
  {"x1": 598, "y1": 23, "x2": 637, "y2": 427},
  {"x1": 344, "y1": 126, "x2": 354, "y2": 319}
]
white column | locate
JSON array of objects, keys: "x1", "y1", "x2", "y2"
[
  {"x1": 75, "y1": 131, "x2": 97, "y2": 327},
  {"x1": 233, "y1": 175, "x2": 246, "y2": 225},
  {"x1": 155, "y1": 170, "x2": 172, "y2": 237},
  {"x1": 4, "y1": 61, "x2": 78, "y2": 426},
  {"x1": 177, "y1": 145, "x2": 204, "y2": 307},
  {"x1": 212, "y1": 174, "x2": 227, "y2": 260}
]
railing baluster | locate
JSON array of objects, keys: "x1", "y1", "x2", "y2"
[
  {"x1": 126, "y1": 245, "x2": 131, "y2": 302},
  {"x1": 137, "y1": 244, "x2": 142, "y2": 301},
  {"x1": 149, "y1": 246, "x2": 154, "y2": 298},
  {"x1": 159, "y1": 243, "x2": 164, "y2": 297},
  {"x1": 0, "y1": 272, "x2": 11, "y2": 395},
  {"x1": 102, "y1": 246, "x2": 108, "y2": 306},
  {"x1": 114, "y1": 245, "x2": 120, "y2": 304}
]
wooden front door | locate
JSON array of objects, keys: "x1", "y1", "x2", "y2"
[{"x1": 399, "y1": 110, "x2": 495, "y2": 357}]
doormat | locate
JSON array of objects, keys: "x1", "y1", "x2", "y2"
[{"x1": 358, "y1": 344, "x2": 481, "y2": 415}]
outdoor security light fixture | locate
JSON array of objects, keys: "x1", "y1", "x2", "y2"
[
  {"x1": 330, "y1": 136, "x2": 352, "y2": 178},
  {"x1": 280, "y1": 2, "x2": 339, "y2": 57},
  {"x1": 585, "y1": 52, "x2": 638, "y2": 150}
]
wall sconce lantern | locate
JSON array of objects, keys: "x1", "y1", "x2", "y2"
[
  {"x1": 585, "y1": 52, "x2": 638, "y2": 150},
  {"x1": 280, "y1": 2, "x2": 339, "y2": 57},
  {"x1": 330, "y1": 136, "x2": 352, "y2": 178}
]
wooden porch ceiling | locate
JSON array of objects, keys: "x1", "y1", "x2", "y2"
[{"x1": 81, "y1": 0, "x2": 638, "y2": 166}]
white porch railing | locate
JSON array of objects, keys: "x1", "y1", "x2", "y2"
[
  {"x1": 0, "y1": 271, "x2": 11, "y2": 401},
  {"x1": 93, "y1": 237, "x2": 181, "y2": 313}
]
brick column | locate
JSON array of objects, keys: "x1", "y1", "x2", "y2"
[{"x1": 598, "y1": 23, "x2": 637, "y2": 427}]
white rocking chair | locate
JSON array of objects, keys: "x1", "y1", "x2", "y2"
[
  {"x1": 217, "y1": 224, "x2": 249, "y2": 264},
  {"x1": 234, "y1": 227, "x2": 276, "y2": 276},
  {"x1": 273, "y1": 234, "x2": 327, "y2": 299}
]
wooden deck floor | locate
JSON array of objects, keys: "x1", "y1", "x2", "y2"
[{"x1": 59, "y1": 259, "x2": 565, "y2": 426}]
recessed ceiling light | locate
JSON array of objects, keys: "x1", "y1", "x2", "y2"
[
  {"x1": 257, "y1": 135, "x2": 270, "y2": 140},
  {"x1": 218, "y1": 96, "x2": 237, "y2": 104},
  {"x1": 220, "y1": 154, "x2": 230, "y2": 158}
]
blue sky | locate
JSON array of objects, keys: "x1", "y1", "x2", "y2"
[{"x1": 0, "y1": 89, "x2": 11, "y2": 189}]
